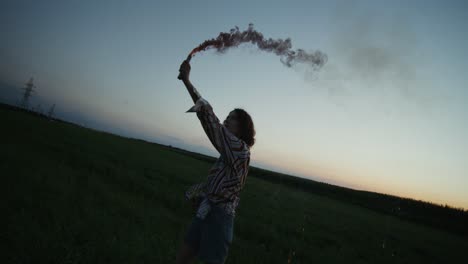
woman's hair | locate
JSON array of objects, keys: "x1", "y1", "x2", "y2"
[{"x1": 233, "y1": 108, "x2": 256, "y2": 148}]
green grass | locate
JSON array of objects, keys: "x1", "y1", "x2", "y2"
[{"x1": 1, "y1": 105, "x2": 467, "y2": 263}]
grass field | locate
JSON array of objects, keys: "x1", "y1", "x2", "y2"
[{"x1": 2, "y1": 104, "x2": 467, "y2": 263}]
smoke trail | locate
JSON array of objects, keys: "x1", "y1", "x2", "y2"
[{"x1": 188, "y1": 23, "x2": 327, "y2": 70}]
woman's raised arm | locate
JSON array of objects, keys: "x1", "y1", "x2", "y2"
[{"x1": 178, "y1": 60, "x2": 201, "y2": 104}]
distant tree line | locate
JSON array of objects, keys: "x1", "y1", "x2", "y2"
[
  {"x1": 164, "y1": 145, "x2": 468, "y2": 237},
  {"x1": 249, "y1": 166, "x2": 468, "y2": 237}
]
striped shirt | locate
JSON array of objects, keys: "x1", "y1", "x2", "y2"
[{"x1": 184, "y1": 97, "x2": 250, "y2": 218}]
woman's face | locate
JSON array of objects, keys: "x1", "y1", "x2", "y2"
[{"x1": 223, "y1": 111, "x2": 240, "y2": 137}]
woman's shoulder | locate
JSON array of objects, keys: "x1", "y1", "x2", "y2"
[{"x1": 241, "y1": 140, "x2": 251, "y2": 155}]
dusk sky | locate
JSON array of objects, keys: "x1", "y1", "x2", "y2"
[{"x1": 1, "y1": 0, "x2": 467, "y2": 209}]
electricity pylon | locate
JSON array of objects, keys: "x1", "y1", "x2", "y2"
[{"x1": 20, "y1": 77, "x2": 36, "y2": 109}]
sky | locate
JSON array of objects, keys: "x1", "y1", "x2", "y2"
[{"x1": 1, "y1": 0, "x2": 467, "y2": 209}]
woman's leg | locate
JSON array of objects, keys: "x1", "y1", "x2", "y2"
[
  {"x1": 178, "y1": 216, "x2": 203, "y2": 264},
  {"x1": 175, "y1": 242, "x2": 197, "y2": 264},
  {"x1": 198, "y1": 207, "x2": 234, "y2": 264}
]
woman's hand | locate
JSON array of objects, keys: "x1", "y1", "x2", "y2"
[
  {"x1": 178, "y1": 60, "x2": 191, "y2": 81},
  {"x1": 191, "y1": 197, "x2": 201, "y2": 211}
]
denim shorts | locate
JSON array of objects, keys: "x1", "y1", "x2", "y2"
[{"x1": 184, "y1": 204, "x2": 234, "y2": 264}]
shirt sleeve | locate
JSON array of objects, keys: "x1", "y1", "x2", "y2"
[{"x1": 186, "y1": 97, "x2": 246, "y2": 165}]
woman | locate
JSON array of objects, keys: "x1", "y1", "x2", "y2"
[{"x1": 176, "y1": 59, "x2": 255, "y2": 264}]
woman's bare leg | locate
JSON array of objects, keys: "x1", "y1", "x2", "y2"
[{"x1": 176, "y1": 242, "x2": 197, "y2": 264}]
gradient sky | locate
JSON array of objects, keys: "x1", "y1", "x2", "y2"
[{"x1": 1, "y1": 0, "x2": 467, "y2": 208}]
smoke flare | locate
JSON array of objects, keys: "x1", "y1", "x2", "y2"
[{"x1": 188, "y1": 23, "x2": 327, "y2": 70}]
